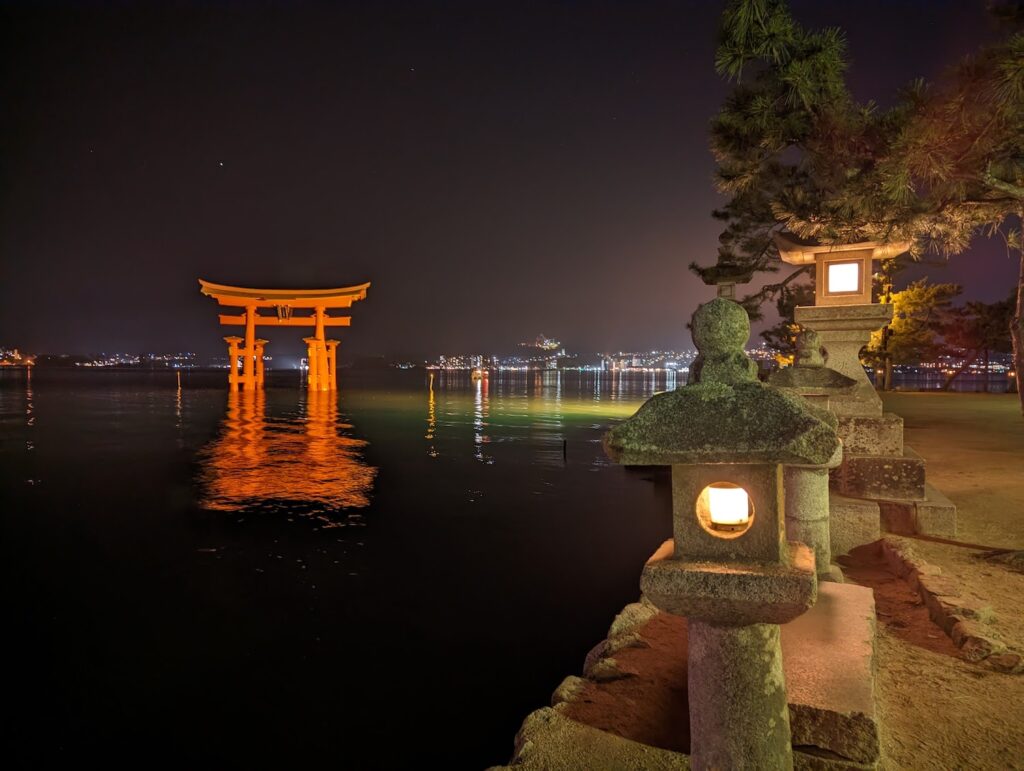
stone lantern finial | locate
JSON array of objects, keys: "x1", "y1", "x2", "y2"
[
  {"x1": 794, "y1": 329, "x2": 825, "y2": 368},
  {"x1": 689, "y1": 297, "x2": 759, "y2": 386}
]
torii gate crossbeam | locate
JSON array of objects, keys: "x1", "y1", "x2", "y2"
[{"x1": 199, "y1": 279, "x2": 370, "y2": 391}]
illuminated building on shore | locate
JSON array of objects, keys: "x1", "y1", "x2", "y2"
[
  {"x1": 0, "y1": 348, "x2": 36, "y2": 367},
  {"x1": 429, "y1": 342, "x2": 780, "y2": 373}
]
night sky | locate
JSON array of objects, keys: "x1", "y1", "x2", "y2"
[{"x1": 1, "y1": 1, "x2": 1018, "y2": 361}]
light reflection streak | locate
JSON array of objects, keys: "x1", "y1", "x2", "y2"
[
  {"x1": 175, "y1": 371, "x2": 184, "y2": 437},
  {"x1": 200, "y1": 389, "x2": 375, "y2": 517},
  {"x1": 25, "y1": 367, "x2": 35, "y2": 452},
  {"x1": 25, "y1": 368, "x2": 34, "y2": 424},
  {"x1": 418, "y1": 370, "x2": 667, "y2": 468},
  {"x1": 533, "y1": 370, "x2": 565, "y2": 467},
  {"x1": 425, "y1": 372, "x2": 438, "y2": 457},
  {"x1": 473, "y1": 374, "x2": 492, "y2": 463}
]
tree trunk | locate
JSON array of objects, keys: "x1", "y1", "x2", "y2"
[
  {"x1": 984, "y1": 348, "x2": 990, "y2": 393},
  {"x1": 1014, "y1": 225, "x2": 1024, "y2": 412},
  {"x1": 879, "y1": 320, "x2": 893, "y2": 391},
  {"x1": 943, "y1": 350, "x2": 978, "y2": 391}
]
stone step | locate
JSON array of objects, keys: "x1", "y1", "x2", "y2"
[
  {"x1": 878, "y1": 482, "x2": 958, "y2": 538},
  {"x1": 878, "y1": 499, "x2": 916, "y2": 535},
  {"x1": 829, "y1": 494, "x2": 881, "y2": 556},
  {"x1": 833, "y1": 446, "x2": 925, "y2": 502},
  {"x1": 837, "y1": 413, "x2": 903, "y2": 456},
  {"x1": 915, "y1": 482, "x2": 958, "y2": 537},
  {"x1": 783, "y1": 583, "x2": 879, "y2": 767}
]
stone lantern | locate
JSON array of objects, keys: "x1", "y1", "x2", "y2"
[
  {"x1": 772, "y1": 233, "x2": 956, "y2": 542},
  {"x1": 604, "y1": 298, "x2": 840, "y2": 770},
  {"x1": 696, "y1": 253, "x2": 757, "y2": 300},
  {"x1": 772, "y1": 232, "x2": 909, "y2": 416}
]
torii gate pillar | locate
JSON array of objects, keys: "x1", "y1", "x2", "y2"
[
  {"x1": 255, "y1": 339, "x2": 269, "y2": 387},
  {"x1": 242, "y1": 304, "x2": 257, "y2": 390},
  {"x1": 302, "y1": 336, "x2": 337, "y2": 391},
  {"x1": 224, "y1": 336, "x2": 243, "y2": 389},
  {"x1": 304, "y1": 336, "x2": 322, "y2": 391},
  {"x1": 314, "y1": 306, "x2": 330, "y2": 392},
  {"x1": 326, "y1": 340, "x2": 340, "y2": 390}
]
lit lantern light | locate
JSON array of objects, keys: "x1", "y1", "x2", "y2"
[
  {"x1": 816, "y1": 251, "x2": 870, "y2": 304},
  {"x1": 707, "y1": 484, "x2": 750, "y2": 529},
  {"x1": 695, "y1": 482, "x2": 753, "y2": 537},
  {"x1": 825, "y1": 260, "x2": 861, "y2": 295}
]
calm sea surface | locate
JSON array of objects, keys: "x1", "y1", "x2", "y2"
[{"x1": 0, "y1": 368, "x2": 676, "y2": 767}]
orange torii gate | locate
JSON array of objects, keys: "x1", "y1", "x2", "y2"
[{"x1": 198, "y1": 279, "x2": 370, "y2": 391}]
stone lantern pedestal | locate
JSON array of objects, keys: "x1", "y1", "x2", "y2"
[{"x1": 793, "y1": 304, "x2": 893, "y2": 418}]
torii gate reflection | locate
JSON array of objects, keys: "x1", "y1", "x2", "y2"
[
  {"x1": 198, "y1": 280, "x2": 370, "y2": 391},
  {"x1": 200, "y1": 389, "x2": 376, "y2": 514}
]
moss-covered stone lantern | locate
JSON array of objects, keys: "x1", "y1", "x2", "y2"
[{"x1": 604, "y1": 298, "x2": 840, "y2": 771}]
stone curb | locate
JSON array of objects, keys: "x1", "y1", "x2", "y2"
[{"x1": 879, "y1": 536, "x2": 1022, "y2": 673}]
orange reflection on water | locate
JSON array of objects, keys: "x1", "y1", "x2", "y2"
[{"x1": 200, "y1": 389, "x2": 375, "y2": 514}]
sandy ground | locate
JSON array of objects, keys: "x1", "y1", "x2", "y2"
[
  {"x1": 864, "y1": 392, "x2": 1024, "y2": 769},
  {"x1": 883, "y1": 392, "x2": 1024, "y2": 550},
  {"x1": 842, "y1": 542, "x2": 1024, "y2": 770}
]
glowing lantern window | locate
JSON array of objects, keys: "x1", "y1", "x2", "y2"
[
  {"x1": 696, "y1": 482, "x2": 753, "y2": 537},
  {"x1": 708, "y1": 485, "x2": 749, "y2": 526},
  {"x1": 826, "y1": 261, "x2": 861, "y2": 294}
]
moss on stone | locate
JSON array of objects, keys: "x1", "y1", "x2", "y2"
[
  {"x1": 604, "y1": 297, "x2": 839, "y2": 467},
  {"x1": 689, "y1": 298, "x2": 759, "y2": 386},
  {"x1": 691, "y1": 298, "x2": 751, "y2": 354},
  {"x1": 603, "y1": 381, "x2": 840, "y2": 467},
  {"x1": 768, "y1": 366, "x2": 858, "y2": 392}
]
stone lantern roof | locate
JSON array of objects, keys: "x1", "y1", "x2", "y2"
[
  {"x1": 772, "y1": 232, "x2": 911, "y2": 265},
  {"x1": 603, "y1": 380, "x2": 839, "y2": 466},
  {"x1": 603, "y1": 298, "x2": 840, "y2": 467}
]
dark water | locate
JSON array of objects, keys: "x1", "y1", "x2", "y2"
[
  {"x1": 0, "y1": 368, "x2": 673, "y2": 767},
  {"x1": 872, "y1": 371, "x2": 1016, "y2": 394}
]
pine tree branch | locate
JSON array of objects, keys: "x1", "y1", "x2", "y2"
[{"x1": 739, "y1": 264, "x2": 811, "y2": 308}]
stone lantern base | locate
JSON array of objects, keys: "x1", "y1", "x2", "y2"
[{"x1": 641, "y1": 540, "x2": 816, "y2": 625}]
